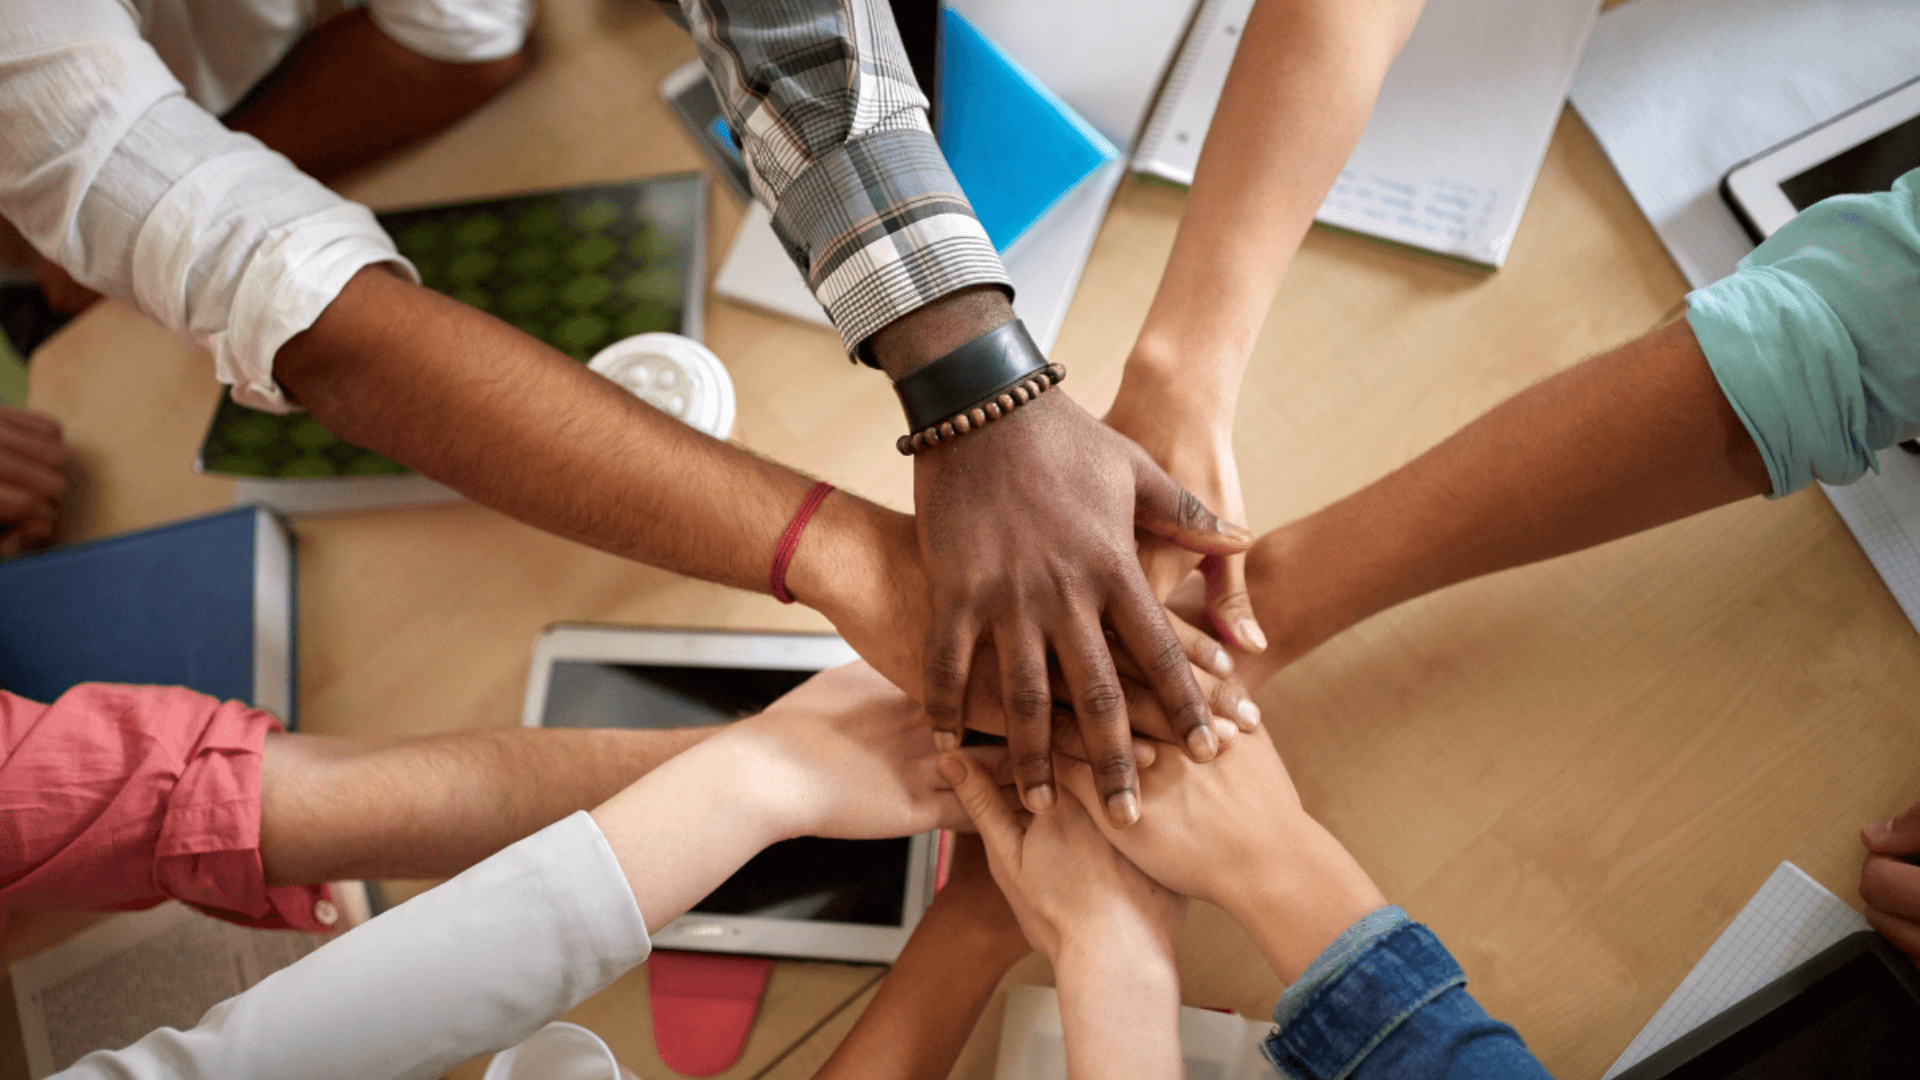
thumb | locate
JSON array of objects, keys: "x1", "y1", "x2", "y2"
[
  {"x1": 1202, "y1": 552, "x2": 1268, "y2": 654},
  {"x1": 1864, "y1": 802, "x2": 1920, "y2": 856},
  {"x1": 1133, "y1": 457, "x2": 1254, "y2": 557},
  {"x1": 940, "y1": 753, "x2": 1022, "y2": 862}
]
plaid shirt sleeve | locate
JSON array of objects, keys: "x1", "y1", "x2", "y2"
[{"x1": 668, "y1": 0, "x2": 1011, "y2": 362}]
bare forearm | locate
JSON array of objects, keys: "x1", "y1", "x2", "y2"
[
  {"x1": 1238, "y1": 321, "x2": 1771, "y2": 686},
  {"x1": 226, "y1": 10, "x2": 525, "y2": 184},
  {"x1": 258, "y1": 725, "x2": 713, "y2": 884},
  {"x1": 1122, "y1": 0, "x2": 1425, "y2": 415},
  {"x1": 276, "y1": 267, "x2": 882, "y2": 601},
  {"x1": 812, "y1": 908, "x2": 1029, "y2": 1080},
  {"x1": 1054, "y1": 934, "x2": 1183, "y2": 1080}
]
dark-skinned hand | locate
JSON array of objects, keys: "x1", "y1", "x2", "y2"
[
  {"x1": 0, "y1": 406, "x2": 67, "y2": 558},
  {"x1": 913, "y1": 386, "x2": 1253, "y2": 828}
]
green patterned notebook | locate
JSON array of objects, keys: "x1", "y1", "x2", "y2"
[{"x1": 197, "y1": 174, "x2": 706, "y2": 481}]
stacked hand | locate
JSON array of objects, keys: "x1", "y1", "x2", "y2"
[
  {"x1": 1860, "y1": 802, "x2": 1920, "y2": 963},
  {"x1": 909, "y1": 387, "x2": 1257, "y2": 826},
  {"x1": 0, "y1": 405, "x2": 67, "y2": 558}
]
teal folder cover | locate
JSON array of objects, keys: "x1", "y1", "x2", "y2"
[
  {"x1": 939, "y1": 8, "x2": 1119, "y2": 252},
  {"x1": 0, "y1": 506, "x2": 295, "y2": 725}
]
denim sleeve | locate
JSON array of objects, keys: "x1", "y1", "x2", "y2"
[
  {"x1": 1686, "y1": 168, "x2": 1920, "y2": 496},
  {"x1": 1263, "y1": 920, "x2": 1551, "y2": 1080}
]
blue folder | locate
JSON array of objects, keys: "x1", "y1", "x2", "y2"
[
  {"x1": 0, "y1": 505, "x2": 296, "y2": 724},
  {"x1": 939, "y1": 8, "x2": 1119, "y2": 252}
]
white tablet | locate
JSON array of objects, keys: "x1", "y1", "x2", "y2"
[
  {"x1": 1722, "y1": 76, "x2": 1920, "y2": 242},
  {"x1": 523, "y1": 624, "x2": 938, "y2": 964}
]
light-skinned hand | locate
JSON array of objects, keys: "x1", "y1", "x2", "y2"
[
  {"x1": 1050, "y1": 721, "x2": 1385, "y2": 983},
  {"x1": 1105, "y1": 390, "x2": 1267, "y2": 657},
  {"x1": 938, "y1": 750, "x2": 1185, "y2": 961},
  {"x1": 1860, "y1": 801, "x2": 1920, "y2": 963}
]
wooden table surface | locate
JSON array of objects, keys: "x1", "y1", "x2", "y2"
[{"x1": 13, "y1": 0, "x2": 1920, "y2": 1077}]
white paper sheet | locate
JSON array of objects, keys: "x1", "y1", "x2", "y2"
[
  {"x1": 1567, "y1": 0, "x2": 1920, "y2": 289},
  {"x1": 1603, "y1": 862, "x2": 1869, "y2": 1078}
]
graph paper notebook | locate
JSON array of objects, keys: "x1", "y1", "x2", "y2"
[
  {"x1": 1132, "y1": 0, "x2": 1599, "y2": 269},
  {"x1": 1603, "y1": 862, "x2": 1869, "y2": 1078}
]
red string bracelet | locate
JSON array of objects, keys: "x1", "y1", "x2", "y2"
[{"x1": 770, "y1": 481, "x2": 836, "y2": 604}]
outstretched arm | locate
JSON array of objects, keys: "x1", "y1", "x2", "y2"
[
  {"x1": 809, "y1": 834, "x2": 1031, "y2": 1080},
  {"x1": 1236, "y1": 319, "x2": 1769, "y2": 687},
  {"x1": 54, "y1": 663, "x2": 996, "y2": 1080},
  {"x1": 1228, "y1": 173, "x2": 1920, "y2": 686},
  {"x1": 1110, "y1": 0, "x2": 1426, "y2": 646}
]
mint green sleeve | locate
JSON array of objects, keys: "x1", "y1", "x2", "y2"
[{"x1": 1685, "y1": 168, "x2": 1920, "y2": 496}]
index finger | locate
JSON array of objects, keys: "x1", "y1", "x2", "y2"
[{"x1": 1052, "y1": 615, "x2": 1139, "y2": 827}]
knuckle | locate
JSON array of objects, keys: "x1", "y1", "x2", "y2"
[
  {"x1": 926, "y1": 653, "x2": 970, "y2": 695},
  {"x1": 1176, "y1": 487, "x2": 1210, "y2": 528},
  {"x1": 1013, "y1": 749, "x2": 1053, "y2": 777},
  {"x1": 1146, "y1": 637, "x2": 1185, "y2": 677},
  {"x1": 1092, "y1": 751, "x2": 1135, "y2": 785},
  {"x1": 1077, "y1": 681, "x2": 1126, "y2": 718},
  {"x1": 1008, "y1": 688, "x2": 1052, "y2": 719}
]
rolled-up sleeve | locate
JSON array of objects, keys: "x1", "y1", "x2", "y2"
[
  {"x1": 1687, "y1": 169, "x2": 1920, "y2": 496},
  {"x1": 368, "y1": 0, "x2": 533, "y2": 63},
  {"x1": 0, "y1": 0, "x2": 417, "y2": 414},
  {"x1": 675, "y1": 0, "x2": 1010, "y2": 360}
]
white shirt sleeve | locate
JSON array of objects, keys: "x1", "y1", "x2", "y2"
[
  {"x1": 0, "y1": 0, "x2": 418, "y2": 413},
  {"x1": 367, "y1": 0, "x2": 533, "y2": 63},
  {"x1": 51, "y1": 811, "x2": 652, "y2": 1080}
]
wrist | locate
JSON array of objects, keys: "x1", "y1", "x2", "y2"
[
  {"x1": 1113, "y1": 333, "x2": 1240, "y2": 437},
  {"x1": 869, "y1": 285, "x2": 1015, "y2": 380},
  {"x1": 1049, "y1": 906, "x2": 1178, "y2": 969},
  {"x1": 700, "y1": 727, "x2": 815, "y2": 847},
  {"x1": 1218, "y1": 818, "x2": 1385, "y2": 983}
]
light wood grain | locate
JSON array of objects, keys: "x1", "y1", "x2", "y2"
[{"x1": 13, "y1": 0, "x2": 1920, "y2": 1077}]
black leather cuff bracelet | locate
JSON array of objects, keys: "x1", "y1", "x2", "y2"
[{"x1": 892, "y1": 319, "x2": 1064, "y2": 454}]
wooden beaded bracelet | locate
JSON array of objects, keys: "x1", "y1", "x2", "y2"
[{"x1": 895, "y1": 363, "x2": 1066, "y2": 455}]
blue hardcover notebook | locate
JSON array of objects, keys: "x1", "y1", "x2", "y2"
[
  {"x1": 939, "y1": 8, "x2": 1119, "y2": 252},
  {"x1": 0, "y1": 506, "x2": 295, "y2": 725}
]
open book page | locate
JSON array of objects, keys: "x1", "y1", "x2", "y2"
[
  {"x1": 10, "y1": 903, "x2": 333, "y2": 1078},
  {"x1": 993, "y1": 982, "x2": 1273, "y2": 1080}
]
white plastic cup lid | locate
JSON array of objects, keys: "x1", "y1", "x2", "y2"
[
  {"x1": 483, "y1": 1021, "x2": 640, "y2": 1080},
  {"x1": 587, "y1": 333, "x2": 736, "y2": 440}
]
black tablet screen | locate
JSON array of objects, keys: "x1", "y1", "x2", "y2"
[
  {"x1": 1660, "y1": 951, "x2": 1915, "y2": 1080},
  {"x1": 1781, "y1": 112, "x2": 1920, "y2": 210},
  {"x1": 541, "y1": 660, "x2": 911, "y2": 927}
]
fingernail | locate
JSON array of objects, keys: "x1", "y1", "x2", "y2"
[
  {"x1": 1220, "y1": 522, "x2": 1254, "y2": 543},
  {"x1": 1025, "y1": 783, "x2": 1056, "y2": 812},
  {"x1": 937, "y1": 756, "x2": 967, "y2": 784},
  {"x1": 1134, "y1": 741, "x2": 1158, "y2": 768},
  {"x1": 1210, "y1": 646, "x2": 1234, "y2": 678},
  {"x1": 932, "y1": 730, "x2": 959, "y2": 752},
  {"x1": 1107, "y1": 789, "x2": 1141, "y2": 827},
  {"x1": 1211, "y1": 716, "x2": 1238, "y2": 745},
  {"x1": 1187, "y1": 724, "x2": 1218, "y2": 761},
  {"x1": 1236, "y1": 619, "x2": 1269, "y2": 653},
  {"x1": 1236, "y1": 698, "x2": 1261, "y2": 731},
  {"x1": 1867, "y1": 818, "x2": 1894, "y2": 843}
]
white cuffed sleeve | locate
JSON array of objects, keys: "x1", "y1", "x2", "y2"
[
  {"x1": 52, "y1": 812, "x2": 651, "y2": 1080},
  {"x1": 0, "y1": 0, "x2": 416, "y2": 414},
  {"x1": 368, "y1": 0, "x2": 534, "y2": 63}
]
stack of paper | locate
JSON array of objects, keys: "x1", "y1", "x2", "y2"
[{"x1": 1133, "y1": 0, "x2": 1600, "y2": 269}]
